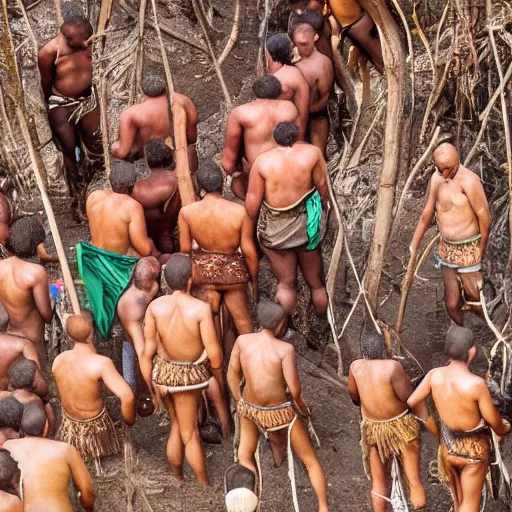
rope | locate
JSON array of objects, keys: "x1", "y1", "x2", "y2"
[{"x1": 287, "y1": 416, "x2": 300, "y2": 512}]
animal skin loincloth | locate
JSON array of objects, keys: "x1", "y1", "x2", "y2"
[
  {"x1": 436, "y1": 234, "x2": 482, "y2": 272},
  {"x1": 191, "y1": 250, "x2": 249, "y2": 286},
  {"x1": 57, "y1": 407, "x2": 121, "y2": 461},
  {"x1": 48, "y1": 87, "x2": 98, "y2": 125},
  {"x1": 360, "y1": 410, "x2": 420, "y2": 479}
]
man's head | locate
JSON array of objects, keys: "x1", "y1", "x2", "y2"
[
  {"x1": 252, "y1": 75, "x2": 282, "y2": 100},
  {"x1": 141, "y1": 69, "x2": 167, "y2": 98},
  {"x1": 257, "y1": 301, "x2": 285, "y2": 333},
  {"x1": 266, "y1": 34, "x2": 293, "y2": 66},
  {"x1": 60, "y1": 5, "x2": 93, "y2": 49},
  {"x1": 444, "y1": 325, "x2": 475, "y2": 363},
  {"x1": 0, "y1": 396, "x2": 24, "y2": 431},
  {"x1": 66, "y1": 312, "x2": 93, "y2": 343},
  {"x1": 197, "y1": 162, "x2": 223, "y2": 195},
  {"x1": 134, "y1": 256, "x2": 161, "y2": 289},
  {"x1": 110, "y1": 160, "x2": 140, "y2": 194},
  {"x1": 8, "y1": 357, "x2": 36, "y2": 390},
  {"x1": 361, "y1": 331, "x2": 388, "y2": 360},
  {"x1": 6, "y1": 217, "x2": 46, "y2": 258},
  {"x1": 433, "y1": 140, "x2": 459, "y2": 180},
  {"x1": 300, "y1": 8, "x2": 324, "y2": 33},
  {"x1": 145, "y1": 139, "x2": 174, "y2": 170},
  {"x1": 20, "y1": 402, "x2": 46, "y2": 438},
  {"x1": 0, "y1": 450, "x2": 20, "y2": 492},
  {"x1": 164, "y1": 253, "x2": 192, "y2": 291},
  {"x1": 273, "y1": 122, "x2": 299, "y2": 147},
  {"x1": 291, "y1": 18, "x2": 318, "y2": 58}
]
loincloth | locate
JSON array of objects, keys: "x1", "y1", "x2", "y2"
[
  {"x1": 237, "y1": 398, "x2": 296, "y2": 436},
  {"x1": 48, "y1": 87, "x2": 98, "y2": 125},
  {"x1": 360, "y1": 410, "x2": 420, "y2": 479},
  {"x1": 309, "y1": 107, "x2": 329, "y2": 121},
  {"x1": 76, "y1": 242, "x2": 139, "y2": 338},
  {"x1": 57, "y1": 407, "x2": 121, "y2": 461},
  {"x1": 436, "y1": 233, "x2": 482, "y2": 272},
  {"x1": 191, "y1": 250, "x2": 249, "y2": 286},
  {"x1": 152, "y1": 353, "x2": 210, "y2": 395},
  {"x1": 257, "y1": 189, "x2": 326, "y2": 251}
]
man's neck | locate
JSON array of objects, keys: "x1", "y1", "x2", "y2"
[
  {"x1": 268, "y1": 61, "x2": 284, "y2": 74},
  {"x1": 449, "y1": 359, "x2": 469, "y2": 369},
  {"x1": 203, "y1": 192, "x2": 222, "y2": 199}
]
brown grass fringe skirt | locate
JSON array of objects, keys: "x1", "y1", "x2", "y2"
[
  {"x1": 58, "y1": 407, "x2": 121, "y2": 461},
  {"x1": 237, "y1": 398, "x2": 296, "y2": 434},
  {"x1": 361, "y1": 411, "x2": 420, "y2": 478},
  {"x1": 152, "y1": 354, "x2": 210, "y2": 395}
]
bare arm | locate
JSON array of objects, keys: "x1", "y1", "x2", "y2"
[
  {"x1": 347, "y1": 363, "x2": 360, "y2": 406},
  {"x1": 37, "y1": 42, "x2": 57, "y2": 101},
  {"x1": 282, "y1": 346, "x2": 307, "y2": 414},
  {"x1": 240, "y1": 214, "x2": 259, "y2": 303},
  {"x1": 464, "y1": 174, "x2": 491, "y2": 259},
  {"x1": 309, "y1": 60, "x2": 333, "y2": 112},
  {"x1": 101, "y1": 358, "x2": 136, "y2": 426},
  {"x1": 221, "y1": 110, "x2": 243, "y2": 175},
  {"x1": 178, "y1": 210, "x2": 192, "y2": 253},
  {"x1": 294, "y1": 74, "x2": 310, "y2": 141},
  {"x1": 182, "y1": 95, "x2": 198, "y2": 144},
  {"x1": 312, "y1": 149, "x2": 329, "y2": 204},
  {"x1": 245, "y1": 160, "x2": 265, "y2": 219},
  {"x1": 68, "y1": 446, "x2": 95, "y2": 511},
  {"x1": 128, "y1": 203, "x2": 153, "y2": 257},
  {"x1": 227, "y1": 339, "x2": 242, "y2": 401},
  {"x1": 477, "y1": 380, "x2": 510, "y2": 436},
  {"x1": 110, "y1": 110, "x2": 137, "y2": 160},
  {"x1": 32, "y1": 267, "x2": 53, "y2": 324},
  {"x1": 410, "y1": 175, "x2": 438, "y2": 253},
  {"x1": 199, "y1": 304, "x2": 224, "y2": 392},
  {"x1": 141, "y1": 306, "x2": 158, "y2": 394},
  {"x1": 407, "y1": 370, "x2": 433, "y2": 410}
]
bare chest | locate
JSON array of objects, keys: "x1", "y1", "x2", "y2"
[{"x1": 436, "y1": 181, "x2": 470, "y2": 212}]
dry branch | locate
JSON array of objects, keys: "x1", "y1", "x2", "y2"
[{"x1": 217, "y1": 0, "x2": 240, "y2": 66}]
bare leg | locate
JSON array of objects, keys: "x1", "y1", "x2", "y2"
[
  {"x1": 400, "y1": 442, "x2": 426, "y2": 509},
  {"x1": 173, "y1": 390, "x2": 208, "y2": 485},
  {"x1": 237, "y1": 415, "x2": 260, "y2": 475},
  {"x1": 268, "y1": 429, "x2": 287, "y2": 467},
  {"x1": 442, "y1": 267, "x2": 464, "y2": 325},
  {"x1": 458, "y1": 460, "x2": 488, "y2": 512},
  {"x1": 290, "y1": 419, "x2": 328, "y2": 512},
  {"x1": 165, "y1": 395, "x2": 185, "y2": 480},
  {"x1": 308, "y1": 116, "x2": 329, "y2": 156},
  {"x1": 368, "y1": 447, "x2": 390, "y2": 512},
  {"x1": 459, "y1": 271, "x2": 485, "y2": 320},
  {"x1": 262, "y1": 247, "x2": 298, "y2": 316},
  {"x1": 78, "y1": 107, "x2": 101, "y2": 155},
  {"x1": 231, "y1": 174, "x2": 248, "y2": 201},
  {"x1": 223, "y1": 286, "x2": 253, "y2": 335},
  {"x1": 206, "y1": 376, "x2": 230, "y2": 440},
  {"x1": 298, "y1": 248, "x2": 328, "y2": 317}
]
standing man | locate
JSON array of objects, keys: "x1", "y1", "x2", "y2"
[
  {"x1": 140, "y1": 254, "x2": 225, "y2": 485},
  {"x1": 410, "y1": 141, "x2": 491, "y2": 325},
  {"x1": 292, "y1": 16, "x2": 334, "y2": 154},
  {"x1": 52, "y1": 312, "x2": 136, "y2": 461},
  {"x1": 266, "y1": 33, "x2": 310, "y2": 141},
  {"x1": 246, "y1": 122, "x2": 329, "y2": 326},
  {"x1": 348, "y1": 331, "x2": 438, "y2": 511},
  {"x1": 228, "y1": 300, "x2": 328, "y2": 512},
  {"x1": 408, "y1": 326, "x2": 511, "y2": 512},
  {"x1": 221, "y1": 75, "x2": 299, "y2": 199}
]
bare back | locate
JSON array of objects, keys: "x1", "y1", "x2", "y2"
[
  {"x1": 0, "y1": 335, "x2": 38, "y2": 390},
  {"x1": 0, "y1": 491, "x2": 22, "y2": 512},
  {"x1": 131, "y1": 169, "x2": 178, "y2": 212},
  {"x1": 274, "y1": 65, "x2": 306, "y2": 102}
]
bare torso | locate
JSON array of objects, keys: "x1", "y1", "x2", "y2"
[
  {"x1": 274, "y1": 65, "x2": 304, "y2": 102},
  {"x1": 0, "y1": 335, "x2": 34, "y2": 390},
  {"x1": 328, "y1": 0, "x2": 363, "y2": 26},
  {"x1": 0, "y1": 491, "x2": 22, "y2": 512},
  {"x1": 296, "y1": 50, "x2": 332, "y2": 112},
  {"x1": 131, "y1": 169, "x2": 178, "y2": 217}
]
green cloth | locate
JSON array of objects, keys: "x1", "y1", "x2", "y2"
[
  {"x1": 76, "y1": 242, "x2": 139, "y2": 338},
  {"x1": 306, "y1": 191, "x2": 322, "y2": 250}
]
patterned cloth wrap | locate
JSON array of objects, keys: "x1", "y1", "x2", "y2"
[
  {"x1": 436, "y1": 234, "x2": 482, "y2": 273},
  {"x1": 48, "y1": 87, "x2": 98, "y2": 125},
  {"x1": 191, "y1": 250, "x2": 249, "y2": 286}
]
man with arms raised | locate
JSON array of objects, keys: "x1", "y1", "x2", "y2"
[
  {"x1": 246, "y1": 122, "x2": 329, "y2": 328},
  {"x1": 111, "y1": 69, "x2": 198, "y2": 172},
  {"x1": 221, "y1": 75, "x2": 299, "y2": 199},
  {"x1": 179, "y1": 163, "x2": 259, "y2": 340},
  {"x1": 0, "y1": 218, "x2": 52, "y2": 361},
  {"x1": 80, "y1": 161, "x2": 156, "y2": 338},
  {"x1": 410, "y1": 140, "x2": 491, "y2": 326},
  {"x1": 408, "y1": 326, "x2": 510, "y2": 512},
  {"x1": 292, "y1": 14, "x2": 334, "y2": 154},
  {"x1": 140, "y1": 254, "x2": 225, "y2": 485},
  {"x1": 52, "y1": 312, "x2": 136, "y2": 461},
  {"x1": 266, "y1": 34, "x2": 310, "y2": 141},
  {"x1": 228, "y1": 300, "x2": 328, "y2": 512},
  {"x1": 348, "y1": 331, "x2": 438, "y2": 511}
]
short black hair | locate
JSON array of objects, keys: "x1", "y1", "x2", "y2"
[
  {"x1": 444, "y1": 326, "x2": 474, "y2": 362},
  {"x1": 291, "y1": 18, "x2": 316, "y2": 38},
  {"x1": 110, "y1": 160, "x2": 139, "y2": 194},
  {"x1": 0, "y1": 396, "x2": 24, "y2": 431},
  {"x1": 134, "y1": 256, "x2": 161, "y2": 285},
  {"x1": 266, "y1": 34, "x2": 293, "y2": 66},
  {"x1": 361, "y1": 331, "x2": 388, "y2": 360},
  {"x1": 7, "y1": 217, "x2": 46, "y2": 257},
  {"x1": 21, "y1": 402, "x2": 46, "y2": 437},
  {"x1": 8, "y1": 357, "x2": 36, "y2": 390},
  {"x1": 300, "y1": 8, "x2": 323, "y2": 32},
  {"x1": 62, "y1": 4, "x2": 93, "y2": 38},
  {"x1": 0, "y1": 450, "x2": 19, "y2": 490},
  {"x1": 142, "y1": 69, "x2": 167, "y2": 97},
  {"x1": 164, "y1": 253, "x2": 192, "y2": 291},
  {"x1": 145, "y1": 139, "x2": 174, "y2": 169},
  {"x1": 257, "y1": 301, "x2": 285, "y2": 331},
  {"x1": 197, "y1": 163, "x2": 223, "y2": 193},
  {"x1": 273, "y1": 122, "x2": 299, "y2": 147},
  {"x1": 252, "y1": 75, "x2": 282, "y2": 100}
]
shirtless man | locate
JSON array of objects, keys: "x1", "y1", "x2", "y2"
[
  {"x1": 38, "y1": 7, "x2": 100, "y2": 200},
  {"x1": 228, "y1": 301, "x2": 328, "y2": 512},
  {"x1": 221, "y1": 75, "x2": 299, "y2": 199},
  {"x1": 246, "y1": 122, "x2": 329, "y2": 326},
  {"x1": 0, "y1": 218, "x2": 52, "y2": 360},
  {"x1": 0, "y1": 450, "x2": 23, "y2": 512},
  {"x1": 410, "y1": 141, "x2": 491, "y2": 326},
  {"x1": 348, "y1": 331, "x2": 438, "y2": 511},
  {"x1": 408, "y1": 326, "x2": 511, "y2": 512},
  {"x1": 179, "y1": 163, "x2": 259, "y2": 339},
  {"x1": 292, "y1": 16, "x2": 334, "y2": 154},
  {"x1": 266, "y1": 33, "x2": 310, "y2": 141},
  {"x1": 140, "y1": 254, "x2": 225, "y2": 485},
  {"x1": 131, "y1": 139, "x2": 180, "y2": 256},
  {"x1": 110, "y1": 69, "x2": 198, "y2": 172},
  {"x1": 52, "y1": 312, "x2": 136, "y2": 461}
]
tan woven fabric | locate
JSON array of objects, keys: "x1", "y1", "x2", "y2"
[{"x1": 237, "y1": 398, "x2": 296, "y2": 434}]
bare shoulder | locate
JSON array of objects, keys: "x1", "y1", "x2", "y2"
[
  {"x1": 461, "y1": 167, "x2": 483, "y2": 187},
  {"x1": 23, "y1": 261, "x2": 48, "y2": 286},
  {"x1": 38, "y1": 37, "x2": 57, "y2": 57},
  {"x1": 179, "y1": 201, "x2": 198, "y2": 219}
]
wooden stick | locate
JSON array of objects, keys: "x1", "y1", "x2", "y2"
[
  {"x1": 97, "y1": 0, "x2": 113, "y2": 35},
  {"x1": 217, "y1": 0, "x2": 240, "y2": 66}
]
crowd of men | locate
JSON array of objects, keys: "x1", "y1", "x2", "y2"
[{"x1": 0, "y1": 1, "x2": 507, "y2": 512}]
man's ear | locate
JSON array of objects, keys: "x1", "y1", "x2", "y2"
[{"x1": 314, "y1": 33, "x2": 319, "y2": 42}]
